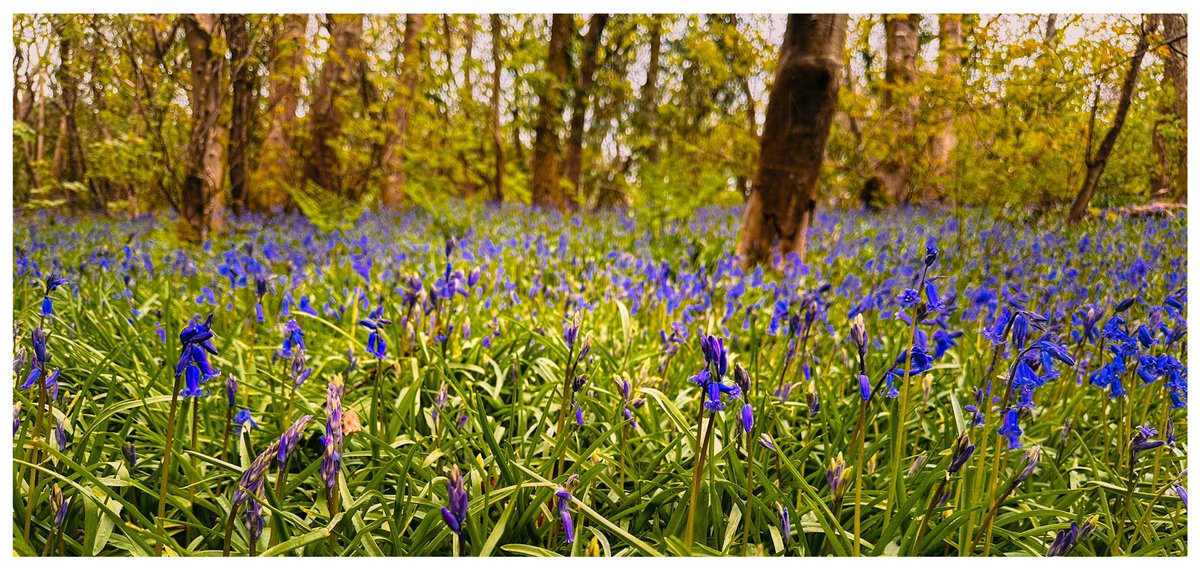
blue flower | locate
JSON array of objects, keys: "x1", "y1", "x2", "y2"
[
  {"x1": 234, "y1": 408, "x2": 258, "y2": 435},
  {"x1": 440, "y1": 465, "x2": 469, "y2": 536},
  {"x1": 998, "y1": 409, "x2": 1022, "y2": 449}
]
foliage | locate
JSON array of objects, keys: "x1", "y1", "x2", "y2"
[{"x1": 12, "y1": 203, "x2": 1187, "y2": 556}]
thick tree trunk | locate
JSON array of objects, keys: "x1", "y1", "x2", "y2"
[
  {"x1": 928, "y1": 15, "x2": 961, "y2": 201},
  {"x1": 562, "y1": 14, "x2": 609, "y2": 202},
  {"x1": 253, "y1": 14, "x2": 307, "y2": 212},
  {"x1": 380, "y1": 14, "x2": 426, "y2": 208},
  {"x1": 1159, "y1": 14, "x2": 1187, "y2": 202},
  {"x1": 226, "y1": 14, "x2": 253, "y2": 214},
  {"x1": 737, "y1": 14, "x2": 847, "y2": 267},
  {"x1": 640, "y1": 17, "x2": 663, "y2": 166},
  {"x1": 531, "y1": 14, "x2": 572, "y2": 209},
  {"x1": 878, "y1": 14, "x2": 921, "y2": 205},
  {"x1": 490, "y1": 14, "x2": 505, "y2": 203},
  {"x1": 304, "y1": 14, "x2": 364, "y2": 200},
  {"x1": 1068, "y1": 22, "x2": 1148, "y2": 222},
  {"x1": 179, "y1": 14, "x2": 227, "y2": 242}
]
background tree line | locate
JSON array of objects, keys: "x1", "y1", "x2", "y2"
[{"x1": 11, "y1": 14, "x2": 1187, "y2": 241}]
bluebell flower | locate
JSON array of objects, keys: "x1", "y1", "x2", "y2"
[
  {"x1": 123, "y1": 442, "x2": 137, "y2": 467},
  {"x1": 441, "y1": 465, "x2": 469, "y2": 536},
  {"x1": 55, "y1": 419, "x2": 67, "y2": 451},
  {"x1": 897, "y1": 288, "x2": 921, "y2": 308},
  {"x1": 778, "y1": 505, "x2": 792, "y2": 548},
  {"x1": 321, "y1": 376, "x2": 344, "y2": 495},
  {"x1": 234, "y1": 408, "x2": 259, "y2": 435},
  {"x1": 278, "y1": 318, "x2": 305, "y2": 359},
  {"x1": 1130, "y1": 424, "x2": 1165, "y2": 461},
  {"x1": 947, "y1": 432, "x2": 975, "y2": 474},
  {"x1": 998, "y1": 409, "x2": 1022, "y2": 449}
]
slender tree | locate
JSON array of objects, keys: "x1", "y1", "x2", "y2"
[
  {"x1": 531, "y1": 14, "x2": 572, "y2": 209},
  {"x1": 877, "y1": 14, "x2": 921, "y2": 205},
  {"x1": 490, "y1": 14, "x2": 505, "y2": 202},
  {"x1": 562, "y1": 14, "x2": 609, "y2": 201},
  {"x1": 304, "y1": 14, "x2": 364, "y2": 200},
  {"x1": 178, "y1": 15, "x2": 227, "y2": 241},
  {"x1": 380, "y1": 14, "x2": 427, "y2": 208},
  {"x1": 225, "y1": 14, "x2": 253, "y2": 214},
  {"x1": 928, "y1": 14, "x2": 962, "y2": 201},
  {"x1": 1158, "y1": 14, "x2": 1187, "y2": 202},
  {"x1": 253, "y1": 14, "x2": 308, "y2": 212},
  {"x1": 738, "y1": 14, "x2": 847, "y2": 266},
  {"x1": 1068, "y1": 19, "x2": 1149, "y2": 222}
]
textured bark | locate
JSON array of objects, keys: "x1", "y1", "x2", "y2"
[
  {"x1": 738, "y1": 14, "x2": 847, "y2": 267},
  {"x1": 640, "y1": 17, "x2": 663, "y2": 166},
  {"x1": 380, "y1": 14, "x2": 426, "y2": 209},
  {"x1": 253, "y1": 14, "x2": 307, "y2": 212},
  {"x1": 1159, "y1": 14, "x2": 1187, "y2": 202},
  {"x1": 304, "y1": 14, "x2": 364, "y2": 200},
  {"x1": 878, "y1": 14, "x2": 921, "y2": 205},
  {"x1": 562, "y1": 14, "x2": 609, "y2": 201},
  {"x1": 1068, "y1": 22, "x2": 1148, "y2": 222},
  {"x1": 928, "y1": 14, "x2": 962, "y2": 200},
  {"x1": 179, "y1": 14, "x2": 227, "y2": 242},
  {"x1": 531, "y1": 14, "x2": 572, "y2": 209},
  {"x1": 490, "y1": 14, "x2": 505, "y2": 203},
  {"x1": 226, "y1": 14, "x2": 252, "y2": 213},
  {"x1": 54, "y1": 17, "x2": 92, "y2": 209}
]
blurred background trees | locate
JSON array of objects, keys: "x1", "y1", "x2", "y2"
[{"x1": 11, "y1": 14, "x2": 1188, "y2": 235}]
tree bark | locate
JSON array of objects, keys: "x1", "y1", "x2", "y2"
[
  {"x1": 225, "y1": 14, "x2": 253, "y2": 214},
  {"x1": 54, "y1": 17, "x2": 92, "y2": 209},
  {"x1": 253, "y1": 14, "x2": 308, "y2": 212},
  {"x1": 304, "y1": 14, "x2": 364, "y2": 200},
  {"x1": 928, "y1": 14, "x2": 962, "y2": 201},
  {"x1": 1068, "y1": 21, "x2": 1149, "y2": 222},
  {"x1": 380, "y1": 14, "x2": 426, "y2": 209},
  {"x1": 179, "y1": 14, "x2": 227, "y2": 242},
  {"x1": 639, "y1": 17, "x2": 663, "y2": 166},
  {"x1": 562, "y1": 14, "x2": 609, "y2": 202},
  {"x1": 1159, "y1": 14, "x2": 1187, "y2": 202},
  {"x1": 490, "y1": 14, "x2": 505, "y2": 203},
  {"x1": 878, "y1": 14, "x2": 921, "y2": 205},
  {"x1": 531, "y1": 14, "x2": 572, "y2": 209},
  {"x1": 737, "y1": 14, "x2": 847, "y2": 267}
]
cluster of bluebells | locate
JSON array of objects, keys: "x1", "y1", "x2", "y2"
[
  {"x1": 688, "y1": 334, "x2": 742, "y2": 413},
  {"x1": 1046, "y1": 516, "x2": 1097, "y2": 557},
  {"x1": 176, "y1": 314, "x2": 219, "y2": 398},
  {"x1": 359, "y1": 303, "x2": 391, "y2": 359}
]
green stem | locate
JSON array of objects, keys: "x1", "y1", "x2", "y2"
[{"x1": 155, "y1": 373, "x2": 184, "y2": 556}]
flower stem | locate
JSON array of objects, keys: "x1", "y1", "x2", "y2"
[{"x1": 155, "y1": 373, "x2": 184, "y2": 556}]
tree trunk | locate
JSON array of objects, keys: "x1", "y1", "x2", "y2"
[
  {"x1": 878, "y1": 14, "x2": 921, "y2": 205},
  {"x1": 639, "y1": 17, "x2": 663, "y2": 166},
  {"x1": 1068, "y1": 21, "x2": 1149, "y2": 222},
  {"x1": 226, "y1": 14, "x2": 253, "y2": 214},
  {"x1": 530, "y1": 14, "x2": 572, "y2": 209},
  {"x1": 928, "y1": 14, "x2": 961, "y2": 201},
  {"x1": 179, "y1": 14, "x2": 227, "y2": 242},
  {"x1": 304, "y1": 14, "x2": 364, "y2": 200},
  {"x1": 1159, "y1": 14, "x2": 1187, "y2": 202},
  {"x1": 490, "y1": 14, "x2": 505, "y2": 203},
  {"x1": 562, "y1": 14, "x2": 609, "y2": 202},
  {"x1": 380, "y1": 14, "x2": 426, "y2": 209},
  {"x1": 54, "y1": 17, "x2": 92, "y2": 209},
  {"x1": 737, "y1": 14, "x2": 847, "y2": 267},
  {"x1": 253, "y1": 14, "x2": 308, "y2": 212}
]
